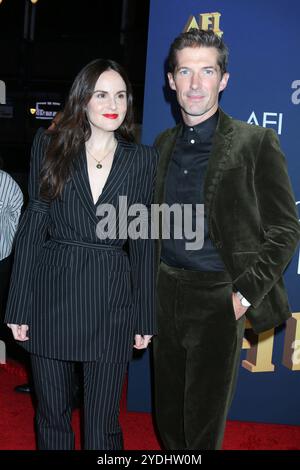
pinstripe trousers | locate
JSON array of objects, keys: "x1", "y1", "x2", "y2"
[{"x1": 30, "y1": 354, "x2": 127, "y2": 450}]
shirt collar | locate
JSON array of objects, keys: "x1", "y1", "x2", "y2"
[{"x1": 182, "y1": 110, "x2": 219, "y2": 143}]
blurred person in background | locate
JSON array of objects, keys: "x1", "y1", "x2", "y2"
[{"x1": 0, "y1": 156, "x2": 23, "y2": 338}]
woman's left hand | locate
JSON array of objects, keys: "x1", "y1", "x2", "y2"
[{"x1": 134, "y1": 334, "x2": 153, "y2": 349}]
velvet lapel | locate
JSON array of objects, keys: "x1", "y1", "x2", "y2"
[
  {"x1": 72, "y1": 139, "x2": 137, "y2": 224},
  {"x1": 154, "y1": 124, "x2": 181, "y2": 262},
  {"x1": 155, "y1": 110, "x2": 234, "y2": 209},
  {"x1": 154, "y1": 109, "x2": 234, "y2": 262},
  {"x1": 154, "y1": 124, "x2": 182, "y2": 205},
  {"x1": 203, "y1": 109, "x2": 234, "y2": 222}
]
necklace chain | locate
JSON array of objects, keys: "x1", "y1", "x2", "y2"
[{"x1": 86, "y1": 140, "x2": 117, "y2": 169}]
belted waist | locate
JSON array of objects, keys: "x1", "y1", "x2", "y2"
[{"x1": 51, "y1": 239, "x2": 123, "y2": 251}]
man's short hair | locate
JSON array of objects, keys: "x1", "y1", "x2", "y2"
[{"x1": 168, "y1": 28, "x2": 229, "y2": 76}]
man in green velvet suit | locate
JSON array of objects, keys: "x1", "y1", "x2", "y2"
[{"x1": 153, "y1": 28, "x2": 300, "y2": 450}]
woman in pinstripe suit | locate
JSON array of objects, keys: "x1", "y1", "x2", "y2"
[{"x1": 5, "y1": 59, "x2": 157, "y2": 450}]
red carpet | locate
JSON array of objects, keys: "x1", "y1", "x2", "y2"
[{"x1": 1, "y1": 362, "x2": 300, "y2": 450}]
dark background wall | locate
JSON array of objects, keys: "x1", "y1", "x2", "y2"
[{"x1": 0, "y1": 0, "x2": 150, "y2": 173}]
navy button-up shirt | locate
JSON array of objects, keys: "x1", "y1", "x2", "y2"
[{"x1": 161, "y1": 111, "x2": 225, "y2": 271}]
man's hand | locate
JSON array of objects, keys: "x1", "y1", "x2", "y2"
[
  {"x1": 232, "y1": 293, "x2": 248, "y2": 320},
  {"x1": 134, "y1": 334, "x2": 153, "y2": 350},
  {"x1": 7, "y1": 324, "x2": 29, "y2": 341}
]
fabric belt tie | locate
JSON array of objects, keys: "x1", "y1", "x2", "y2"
[{"x1": 52, "y1": 239, "x2": 123, "y2": 252}]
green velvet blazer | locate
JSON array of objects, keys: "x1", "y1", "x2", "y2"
[{"x1": 154, "y1": 108, "x2": 300, "y2": 333}]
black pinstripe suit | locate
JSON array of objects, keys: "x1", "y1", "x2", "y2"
[{"x1": 5, "y1": 129, "x2": 158, "y2": 449}]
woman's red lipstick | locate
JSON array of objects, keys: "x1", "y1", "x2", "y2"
[{"x1": 103, "y1": 114, "x2": 118, "y2": 119}]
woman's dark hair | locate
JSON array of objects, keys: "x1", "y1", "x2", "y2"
[
  {"x1": 168, "y1": 28, "x2": 229, "y2": 77},
  {"x1": 40, "y1": 59, "x2": 135, "y2": 200}
]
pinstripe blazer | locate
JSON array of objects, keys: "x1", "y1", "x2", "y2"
[{"x1": 5, "y1": 129, "x2": 158, "y2": 362}]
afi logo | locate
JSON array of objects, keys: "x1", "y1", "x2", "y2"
[
  {"x1": 247, "y1": 111, "x2": 283, "y2": 135},
  {"x1": 242, "y1": 312, "x2": 300, "y2": 373},
  {"x1": 184, "y1": 12, "x2": 223, "y2": 37}
]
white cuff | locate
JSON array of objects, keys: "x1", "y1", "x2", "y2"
[{"x1": 236, "y1": 291, "x2": 251, "y2": 307}]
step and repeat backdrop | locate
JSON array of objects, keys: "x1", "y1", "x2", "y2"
[{"x1": 128, "y1": 0, "x2": 300, "y2": 425}]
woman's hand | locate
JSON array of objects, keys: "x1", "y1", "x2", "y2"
[
  {"x1": 134, "y1": 334, "x2": 152, "y2": 350},
  {"x1": 7, "y1": 324, "x2": 29, "y2": 341}
]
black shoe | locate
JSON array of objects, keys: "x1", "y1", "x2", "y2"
[{"x1": 14, "y1": 383, "x2": 32, "y2": 394}]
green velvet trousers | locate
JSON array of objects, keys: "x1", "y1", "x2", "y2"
[{"x1": 153, "y1": 262, "x2": 245, "y2": 450}]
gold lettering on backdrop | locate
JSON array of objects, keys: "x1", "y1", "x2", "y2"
[
  {"x1": 242, "y1": 320, "x2": 275, "y2": 372},
  {"x1": 282, "y1": 313, "x2": 300, "y2": 370},
  {"x1": 183, "y1": 12, "x2": 223, "y2": 37},
  {"x1": 242, "y1": 314, "x2": 300, "y2": 372},
  {"x1": 199, "y1": 12, "x2": 223, "y2": 37},
  {"x1": 183, "y1": 15, "x2": 199, "y2": 32}
]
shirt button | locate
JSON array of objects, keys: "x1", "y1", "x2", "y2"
[
  {"x1": 190, "y1": 128, "x2": 194, "y2": 131},
  {"x1": 190, "y1": 139, "x2": 195, "y2": 144},
  {"x1": 183, "y1": 169, "x2": 188, "y2": 175}
]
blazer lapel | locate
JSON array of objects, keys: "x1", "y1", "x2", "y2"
[
  {"x1": 154, "y1": 109, "x2": 234, "y2": 263},
  {"x1": 154, "y1": 124, "x2": 181, "y2": 263},
  {"x1": 154, "y1": 124, "x2": 181, "y2": 205},
  {"x1": 204, "y1": 109, "x2": 234, "y2": 219},
  {"x1": 72, "y1": 146, "x2": 98, "y2": 224},
  {"x1": 72, "y1": 139, "x2": 137, "y2": 224},
  {"x1": 155, "y1": 109, "x2": 235, "y2": 211},
  {"x1": 98, "y1": 138, "x2": 137, "y2": 205}
]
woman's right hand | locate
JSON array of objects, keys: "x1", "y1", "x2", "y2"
[{"x1": 7, "y1": 324, "x2": 29, "y2": 341}]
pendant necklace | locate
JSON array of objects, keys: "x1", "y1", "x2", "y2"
[{"x1": 86, "y1": 141, "x2": 117, "y2": 169}]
